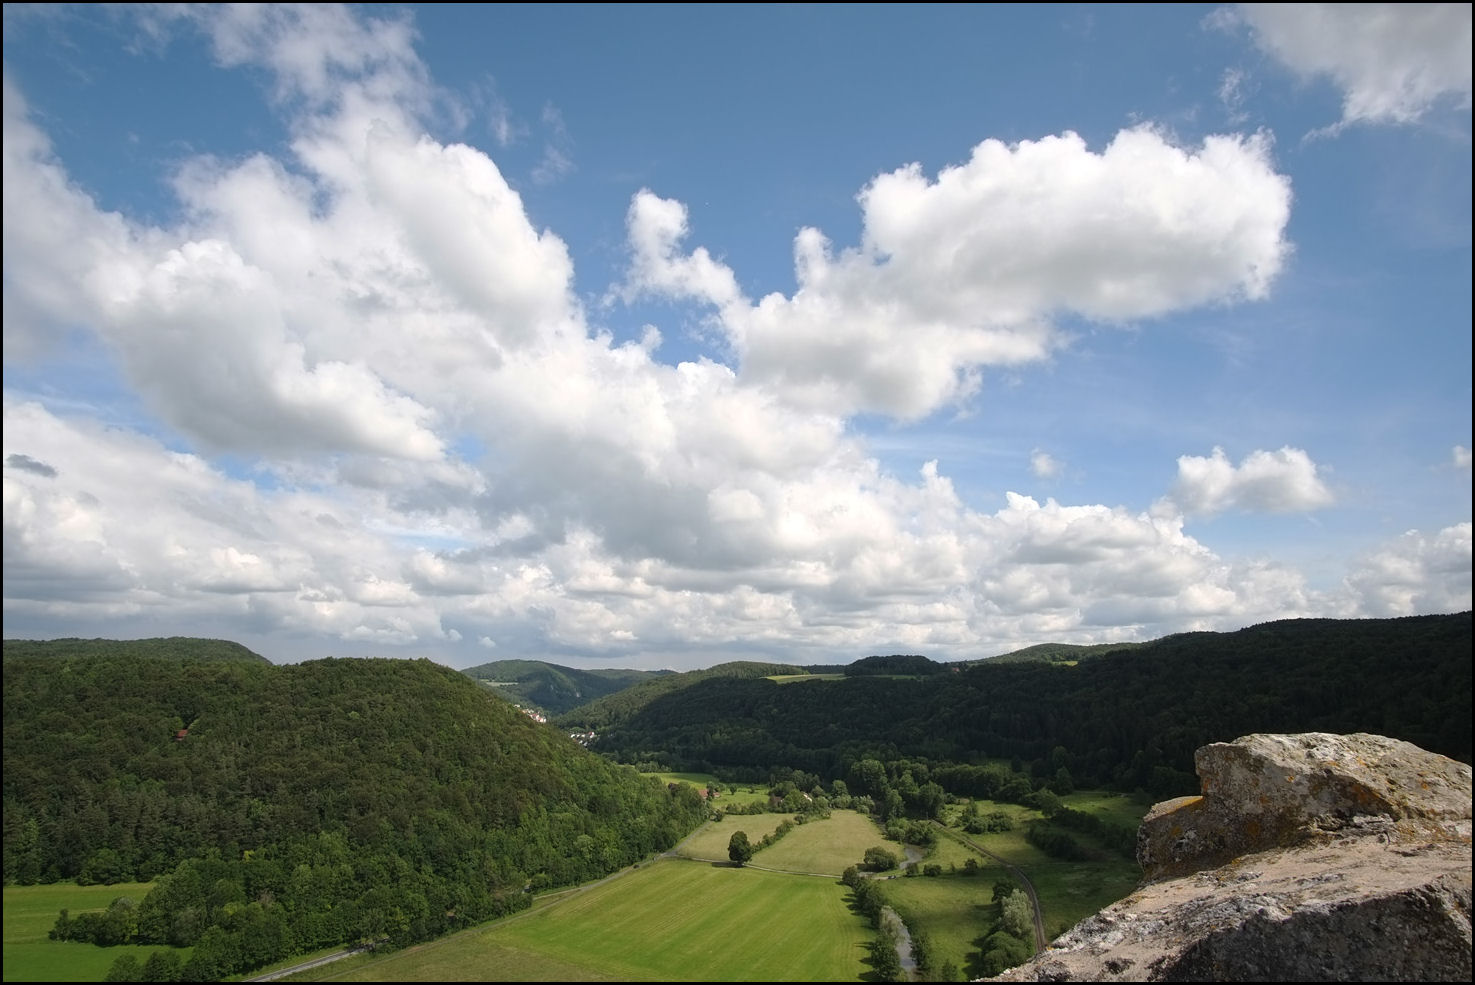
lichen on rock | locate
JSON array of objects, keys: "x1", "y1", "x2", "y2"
[{"x1": 988, "y1": 733, "x2": 1473, "y2": 983}]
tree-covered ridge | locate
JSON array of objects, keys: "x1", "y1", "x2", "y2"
[
  {"x1": 3, "y1": 653, "x2": 707, "y2": 975},
  {"x1": 2, "y1": 636, "x2": 269, "y2": 664},
  {"x1": 461, "y1": 659, "x2": 668, "y2": 716},
  {"x1": 592, "y1": 613, "x2": 1472, "y2": 796},
  {"x1": 555, "y1": 659, "x2": 810, "y2": 731},
  {"x1": 978, "y1": 640, "x2": 1147, "y2": 665},
  {"x1": 844, "y1": 654, "x2": 945, "y2": 676}
]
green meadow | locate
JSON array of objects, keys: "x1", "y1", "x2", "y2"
[
  {"x1": 296, "y1": 858, "x2": 871, "y2": 982},
  {"x1": 677, "y1": 814, "x2": 790, "y2": 860},
  {"x1": 948, "y1": 798, "x2": 1145, "y2": 938},
  {"x1": 876, "y1": 866, "x2": 1004, "y2": 980},
  {"x1": 676, "y1": 808, "x2": 890, "y2": 875},
  {"x1": 2, "y1": 882, "x2": 180, "y2": 983},
  {"x1": 754, "y1": 810, "x2": 887, "y2": 875}
]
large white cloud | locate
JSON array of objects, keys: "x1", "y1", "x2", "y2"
[
  {"x1": 624, "y1": 128, "x2": 1291, "y2": 419},
  {"x1": 1340, "y1": 522, "x2": 1472, "y2": 615},
  {"x1": 1230, "y1": 3, "x2": 1473, "y2": 126},
  {"x1": 1168, "y1": 446, "x2": 1335, "y2": 516},
  {"x1": 2, "y1": 5, "x2": 1465, "y2": 666}
]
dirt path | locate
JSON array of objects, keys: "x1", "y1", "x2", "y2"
[{"x1": 938, "y1": 823, "x2": 1048, "y2": 953}]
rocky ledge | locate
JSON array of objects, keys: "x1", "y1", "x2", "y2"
[{"x1": 990, "y1": 732, "x2": 1472, "y2": 982}]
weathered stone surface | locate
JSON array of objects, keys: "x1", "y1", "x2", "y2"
[
  {"x1": 988, "y1": 733, "x2": 1473, "y2": 983},
  {"x1": 1139, "y1": 732, "x2": 1472, "y2": 881}
]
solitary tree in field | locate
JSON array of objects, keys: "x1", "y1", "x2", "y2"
[{"x1": 728, "y1": 830, "x2": 754, "y2": 866}]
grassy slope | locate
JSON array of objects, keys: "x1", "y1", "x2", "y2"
[{"x1": 2, "y1": 883, "x2": 178, "y2": 983}]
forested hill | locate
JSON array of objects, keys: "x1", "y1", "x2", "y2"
[
  {"x1": 590, "y1": 613, "x2": 1473, "y2": 795},
  {"x1": 2, "y1": 636, "x2": 268, "y2": 663},
  {"x1": 461, "y1": 658, "x2": 668, "y2": 716},
  {"x1": 979, "y1": 640, "x2": 1146, "y2": 665},
  {"x1": 556, "y1": 659, "x2": 811, "y2": 731},
  {"x1": 3, "y1": 651, "x2": 707, "y2": 978}
]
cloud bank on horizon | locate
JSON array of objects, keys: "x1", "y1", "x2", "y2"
[{"x1": 3, "y1": 4, "x2": 1470, "y2": 668}]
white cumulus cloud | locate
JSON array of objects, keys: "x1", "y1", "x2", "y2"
[
  {"x1": 1030, "y1": 450, "x2": 1064, "y2": 479},
  {"x1": 1231, "y1": 3, "x2": 1473, "y2": 127},
  {"x1": 1340, "y1": 522, "x2": 1472, "y2": 615},
  {"x1": 624, "y1": 127, "x2": 1292, "y2": 419},
  {"x1": 1168, "y1": 446, "x2": 1335, "y2": 516}
]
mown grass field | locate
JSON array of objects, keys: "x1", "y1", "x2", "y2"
[
  {"x1": 2, "y1": 882, "x2": 177, "y2": 983},
  {"x1": 677, "y1": 813, "x2": 790, "y2": 860},
  {"x1": 747, "y1": 810, "x2": 885, "y2": 875},
  {"x1": 294, "y1": 858, "x2": 872, "y2": 982}
]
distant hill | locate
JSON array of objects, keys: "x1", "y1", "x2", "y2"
[
  {"x1": 589, "y1": 613, "x2": 1473, "y2": 792},
  {"x1": 1, "y1": 636, "x2": 269, "y2": 663},
  {"x1": 461, "y1": 659, "x2": 668, "y2": 716},
  {"x1": 845, "y1": 653, "x2": 946, "y2": 676},
  {"x1": 556, "y1": 659, "x2": 809, "y2": 731},
  {"x1": 979, "y1": 641, "x2": 1147, "y2": 665}
]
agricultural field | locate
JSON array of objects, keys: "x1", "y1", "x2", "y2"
[
  {"x1": 292, "y1": 858, "x2": 872, "y2": 982},
  {"x1": 2, "y1": 882, "x2": 177, "y2": 983},
  {"x1": 644, "y1": 771, "x2": 717, "y2": 789},
  {"x1": 676, "y1": 813, "x2": 790, "y2": 860},
  {"x1": 769, "y1": 673, "x2": 844, "y2": 684},
  {"x1": 746, "y1": 810, "x2": 886, "y2": 875}
]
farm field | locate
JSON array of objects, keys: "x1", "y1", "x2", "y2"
[
  {"x1": 2, "y1": 882, "x2": 177, "y2": 983},
  {"x1": 753, "y1": 810, "x2": 887, "y2": 875},
  {"x1": 675, "y1": 813, "x2": 789, "y2": 860},
  {"x1": 295, "y1": 858, "x2": 871, "y2": 982}
]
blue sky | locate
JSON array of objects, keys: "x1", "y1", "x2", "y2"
[{"x1": 3, "y1": 4, "x2": 1470, "y2": 669}]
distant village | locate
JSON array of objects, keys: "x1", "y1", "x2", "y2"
[{"x1": 514, "y1": 703, "x2": 596, "y2": 746}]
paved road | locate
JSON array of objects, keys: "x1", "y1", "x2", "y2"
[{"x1": 245, "y1": 945, "x2": 369, "y2": 982}]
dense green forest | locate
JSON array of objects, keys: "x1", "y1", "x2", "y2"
[
  {"x1": 460, "y1": 658, "x2": 668, "y2": 716},
  {"x1": 2, "y1": 652, "x2": 707, "y2": 979},
  {"x1": 976, "y1": 640, "x2": 1147, "y2": 665},
  {"x1": 1, "y1": 636, "x2": 269, "y2": 664},
  {"x1": 578, "y1": 614, "x2": 1472, "y2": 797},
  {"x1": 557, "y1": 659, "x2": 823, "y2": 731}
]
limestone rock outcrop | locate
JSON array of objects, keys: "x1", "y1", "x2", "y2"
[{"x1": 990, "y1": 733, "x2": 1472, "y2": 982}]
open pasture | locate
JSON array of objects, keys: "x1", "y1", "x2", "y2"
[
  {"x1": 753, "y1": 810, "x2": 887, "y2": 875},
  {"x1": 676, "y1": 813, "x2": 788, "y2": 860},
  {"x1": 2, "y1": 882, "x2": 174, "y2": 983},
  {"x1": 311, "y1": 858, "x2": 871, "y2": 982}
]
